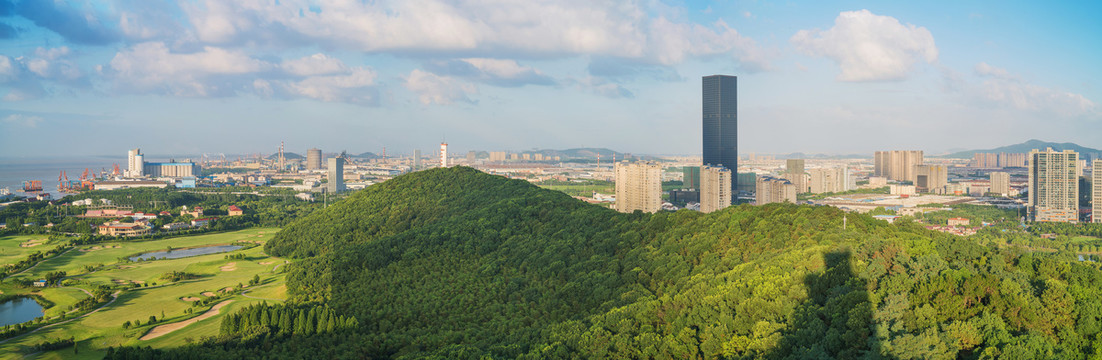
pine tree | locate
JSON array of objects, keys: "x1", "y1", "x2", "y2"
[
  {"x1": 279, "y1": 308, "x2": 292, "y2": 334},
  {"x1": 317, "y1": 310, "x2": 329, "y2": 334}
]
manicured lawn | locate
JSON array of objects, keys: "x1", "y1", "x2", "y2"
[
  {"x1": 0, "y1": 227, "x2": 289, "y2": 359},
  {"x1": 0, "y1": 234, "x2": 59, "y2": 268}
]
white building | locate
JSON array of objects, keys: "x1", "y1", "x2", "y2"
[
  {"x1": 614, "y1": 161, "x2": 662, "y2": 213},
  {"x1": 699, "y1": 165, "x2": 732, "y2": 213}
]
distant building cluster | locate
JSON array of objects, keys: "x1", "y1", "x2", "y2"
[
  {"x1": 756, "y1": 176, "x2": 796, "y2": 205},
  {"x1": 126, "y1": 148, "x2": 199, "y2": 179},
  {"x1": 874, "y1": 150, "x2": 923, "y2": 183},
  {"x1": 971, "y1": 152, "x2": 1026, "y2": 168}
]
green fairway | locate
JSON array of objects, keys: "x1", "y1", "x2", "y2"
[
  {"x1": 0, "y1": 234, "x2": 60, "y2": 269},
  {"x1": 0, "y1": 227, "x2": 288, "y2": 359}
]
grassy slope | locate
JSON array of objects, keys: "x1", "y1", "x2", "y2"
[{"x1": 0, "y1": 234, "x2": 59, "y2": 268}]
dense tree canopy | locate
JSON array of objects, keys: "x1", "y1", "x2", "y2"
[{"x1": 108, "y1": 167, "x2": 1102, "y2": 359}]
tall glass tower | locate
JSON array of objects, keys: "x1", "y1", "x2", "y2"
[{"x1": 703, "y1": 75, "x2": 738, "y2": 194}]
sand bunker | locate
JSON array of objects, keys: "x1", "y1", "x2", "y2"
[
  {"x1": 221, "y1": 287, "x2": 234, "y2": 293},
  {"x1": 20, "y1": 239, "x2": 47, "y2": 247},
  {"x1": 258, "y1": 261, "x2": 274, "y2": 265},
  {"x1": 80, "y1": 245, "x2": 120, "y2": 252},
  {"x1": 133, "y1": 280, "x2": 145, "y2": 284},
  {"x1": 141, "y1": 300, "x2": 233, "y2": 340},
  {"x1": 219, "y1": 262, "x2": 237, "y2": 272},
  {"x1": 181, "y1": 296, "x2": 201, "y2": 302},
  {"x1": 201, "y1": 292, "x2": 216, "y2": 297}
]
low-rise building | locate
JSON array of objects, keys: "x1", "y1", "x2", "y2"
[
  {"x1": 97, "y1": 222, "x2": 152, "y2": 237},
  {"x1": 890, "y1": 184, "x2": 916, "y2": 196},
  {"x1": 163, "y1": 222, "x2": 191, "y2": 231},
  {"x1": 228, "y1": 205, "x2": 243, "y2": 216},
  {"x1": 947, "y1": 217, "x2": 970, "y2": 226},
  {"x1": 181, "y1": 206, "x2": 204, "y2": 218},
  {"x1": 191, "y1": 218, "x2": 213, "y2": 227}
]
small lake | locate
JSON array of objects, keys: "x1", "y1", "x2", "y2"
[
  {"x1": 0, "y1": 297, "x2": 44, "y2": 327},
  {"x1": 129, "y1": 245, "x2": 244, "y2": 261}
]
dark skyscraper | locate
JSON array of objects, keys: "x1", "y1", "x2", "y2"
[{"x1": 703, "y1": 75, "x2": 738, "y2": 193}]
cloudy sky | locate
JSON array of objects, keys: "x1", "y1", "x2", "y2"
[{"x1": 0, "y1": 0, "x2": 1099, "y2": 158}]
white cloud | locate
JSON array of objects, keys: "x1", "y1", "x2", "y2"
[
  {"x1": 281, "y1": 53, "x2": 348, "y2": 77},
  {"x1": 176, "y1": 0, "x2": 770, "y2": 68},
  {"x1": 0, "y1": 47, "x2": 86, "y2": 101},
  {"x1": 424, "y1": 58, "x2": 555, "y2": 87},
  {"x1": 970, "y1": 62, "x2": 1097, "y2": 117},
  {"x1": 106, "y1": 42, "x2": 273, "y2": 97},
  {"x1": 280, "y1": 67, "x2": 378, "y2": 104},
  {"x1": 571, "y1": 76, "x2": 633, "y2": 99},
  {"x1": 104, "y1": 43, "x2": 379, "y2": 104},
  {"x1": 2, "y1": 114, "x2": 44, "y2": 127},
  {"x1": 791, "y1": 9, "x2": 937, "y2": 82},
  {"x1": 405, "y1": 69, "x2": 478, "y2": 105}
]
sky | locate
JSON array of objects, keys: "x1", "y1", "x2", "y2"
[{"x1": 0, "y1": 0, "x2": 1099, "y2": 159}]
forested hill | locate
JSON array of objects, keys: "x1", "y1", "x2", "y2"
[{"x1": 110, "y1": 167, "x2": 1102, "y2": 359}]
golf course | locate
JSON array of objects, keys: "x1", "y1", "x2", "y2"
[{"x1": 0, "y1": 227, "x2": 289, "y2": 359}]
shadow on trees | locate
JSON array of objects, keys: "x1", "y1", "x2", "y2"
[{"x1": 766, "y1": 249, "x2": 889, "y2": 360}]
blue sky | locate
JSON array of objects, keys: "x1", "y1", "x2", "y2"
[{"x1": 0, "y1": 0, "x2": 1099, "y2": 158}]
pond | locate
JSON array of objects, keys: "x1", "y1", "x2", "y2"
[
  {"x1": 129, "y1": 245, "x2": 244, "y2": 261},
  {"x1": 0, "y1": 297, "x2": 44, "y2": 327}
]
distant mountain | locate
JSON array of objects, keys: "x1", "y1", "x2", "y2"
[
  {"x1": 354, "y1": 152, "x2": 380, "y2": 159},
  {"x1": 943, "y1": 139, "x2": 1102, "y2": 159},
  {"x1": 266, "y1": 152, "x2": 304, "y2": 160}
]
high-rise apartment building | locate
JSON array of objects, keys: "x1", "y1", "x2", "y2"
[
  {"x1": 808, "y1": 167, "x2": 847, "y2": 194},
  {"x1": 703, "y1": 75, "x2": 738, "y2": 192},
  {"x1": 614, "y1": 161, "x2": 662, "y2": 213},
  {"x1": 306, "y1": 148, "x2": 322, "y2": 170},
  {"x1": 971, "y1": 153, "x2": 1027, "y2": 168},
  {"x1": 489, "y1": 151, "x2": 506, "y2": 162},
  {"x1": 1094, "y1": 161, "x2": 1101, "y2": 223},
  {"x1": 413, "y1": 149, "x2": 422, "y2": 170},
  {"x1": 990, "y1": 172, "x2": 1010, "y2": 196},
  {"x1": 1029, "y1": 148, "x2": 1079, "y2": 222},
  {"x1": 439, "y1": 143, "x2": 448, "y2": 168},
  {"x1": 466, "y1": 151, "x2": 476, "y2": 164},
  {"x1": 327, "y1": 157, "x2": 345, "y2": 194},
  {"x1": 915, "y1": 165, "x2": 948, "y2": 193},
  {"x1": 784, "y1": 159, "x2": 808, "y2": 193},
  {"x1": 683, "y1": 166, "x2": 701, "y2": 189},
  {"x1": 756, "y1": 176, "x2": 796, "y2": 205},
  {"x1": 874, "y1": 150, "x2": 924, "y2": 182},
  {"x1": 700, "y1": 165, "x2": 732, "y2": 213}
]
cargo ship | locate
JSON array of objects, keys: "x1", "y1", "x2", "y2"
[{"x1": 21, "y1": 180, "x2": 43, "y2": 192}]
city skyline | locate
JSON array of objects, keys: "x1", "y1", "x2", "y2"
[{"x1": 0, "y1": 1, "x2": 1100, "y2": 158}]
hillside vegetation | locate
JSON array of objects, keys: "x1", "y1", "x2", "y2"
[{"x1": 109, "y1": 167, "x2": 1102, "y2": 359}]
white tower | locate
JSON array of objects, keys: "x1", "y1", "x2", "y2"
[{"x1": 440, "y1": 143, "x2": 448, "y2": 168}]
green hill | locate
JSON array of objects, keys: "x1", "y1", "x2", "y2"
[
  {"x1": 108, "y1": 167, "x2": 1102, "y2": 359},
  {"x1": 943, "y1": 139, "x2": 1102, "y2": 158},
  {"x1": 266, "y1": 152, "x2": 304, "y2": 160}
]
